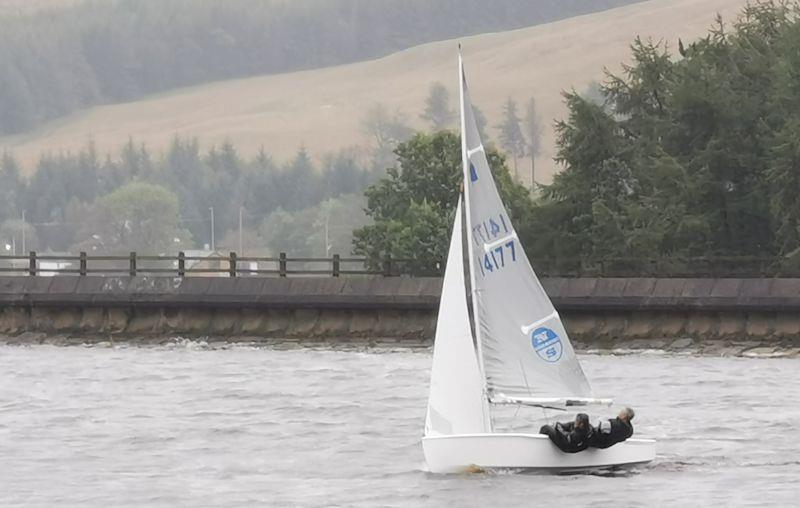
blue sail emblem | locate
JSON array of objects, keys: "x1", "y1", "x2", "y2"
[
  {"x1": 469, "y1": 162, "x2": 478, "y2": 182},
  {"x1": 531, "y1": 327, "x2": 563, "y2": 363}
]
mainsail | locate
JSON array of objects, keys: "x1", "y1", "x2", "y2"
[
  {"x1": 425, "y1": 198, "x2": 491, "y2": 436},
  {"x1": 458, "y1": 53, "x2": 593, "y2": 402}
]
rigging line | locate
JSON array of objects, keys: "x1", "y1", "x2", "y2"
[
  {"x1": 510, "y1": 403, "x2": 522, "y2": 433},
  {"x1": 519, "y1": 359, "x2": 533, "y2": 398}
]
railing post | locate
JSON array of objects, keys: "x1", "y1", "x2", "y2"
[
  {"x1": 279, "y1": 252, "x2": 287, "y2": 277},
  {"x1": 229, "y1": 252, "x2": 237, "y2": 278},
  {"x1": 178, "y1": 251, "x2": 185, "y2": 277},
  {"x1": 332, "y1": 254, "x2": 340, "y2": 277},
  {"x1": 79, "y1": 252, "x2": 87, "y2": 276},
  {"x1": 382, "y1": 254, "x2": 392, "y2": 277},
  {"x1": 28, "y1": 251, "x2": 36, "y2": 276},
  {"x1": 129, "y1": 252, "x2": 137, "y2": 277}
]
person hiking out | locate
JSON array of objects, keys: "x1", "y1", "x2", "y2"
[
  {"x1": 539, "y1": 413, "x2": 594, "y2": 453},
  {"x1": 590, "y1": 407, "x2": 635, "y2": 449}
]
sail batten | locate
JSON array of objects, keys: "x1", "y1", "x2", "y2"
[{"x1": 459, "y1": 53, "x2": 593, "y2": 401}]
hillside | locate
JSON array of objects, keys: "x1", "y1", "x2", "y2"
[
  {"x1": 0, "y1": 0, "x2": 645, "y2": 135},
  {"x1": 1, "y1": 0, "x2": 750, "y2": 183}
]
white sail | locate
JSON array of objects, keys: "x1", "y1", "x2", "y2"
[
  {"x1": 458, "y1": 54, "x2": 593, "y2": 402},
  {"x1": 425, "y1": 198, "x2": 491, "y2": 436}
]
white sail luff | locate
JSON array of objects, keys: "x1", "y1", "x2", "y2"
[
  {"x1": 458, "y1": 51, "x2": 491, "y2": 419},
  {"x1": 425, "y1": 198, "x2": 490, "y2": 436}
]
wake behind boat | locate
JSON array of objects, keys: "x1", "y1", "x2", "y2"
[{"x1": 421, "y1": 50, "x2": 656, "y2": 474}]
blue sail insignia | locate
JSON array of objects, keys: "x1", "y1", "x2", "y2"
[{"x1": 531, "y1": 327, "x2": 563, "y2": 363}]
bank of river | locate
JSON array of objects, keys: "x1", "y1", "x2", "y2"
[
  {"x1": 2, "y1": 332, "x2": 800, "y2": 358},
  {"x1": 0, "y1": 343, "x2": 798, "y2": 507}
]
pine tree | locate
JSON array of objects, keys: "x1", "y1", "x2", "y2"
[
  {"x1": 496, "y1": 97, "x2": 525, "y2": 178},
  {"x1": 420, "y1": 82, "x2": 454, "y2": 131},
  {"x1": 0, "y1": 151, "x2": 22, "y2": 223},
  {"x1": 524, "y1": 98, "x2": 543, "y2": 187},
  {"x1": 361, "y1": 102, "x2": 413, "y2": 168}
]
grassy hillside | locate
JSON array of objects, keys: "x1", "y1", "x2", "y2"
[
  {"x1": 1, "y1": 0, "x2": 750, "y2": 183},
  {"x1": 0, "y1": 0, "x2": 644, "y2": 134}
]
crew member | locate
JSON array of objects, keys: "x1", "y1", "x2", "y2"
[
  {"x1": 539, "y1": 413, "x2": 593, "y2": 453},
  {"x1": 590, "y1": 407, "x2": 635, "y2": 449}
]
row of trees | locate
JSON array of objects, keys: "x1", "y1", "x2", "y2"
[
  {"x1": 0, "y1": 0, "x2": 642, "y2": 135},
  {"x1": 10, "y1": 1, "x2": 798, "y2": 277},
  {"x1": 0, "y1": 139, "x2": 373, "y2": 255},
  {"x1": 354, "y1": 2, "x2": 800, "y2": 275},
  {"x1": 534, "y1": 1, "x2": 800, "y2": 266},
  {"x1": 0, "y1": 75, "x2": 544, "y2": 258},
  {"x1": 362, "y1": 81, "x2": 542, "y2": 182}
]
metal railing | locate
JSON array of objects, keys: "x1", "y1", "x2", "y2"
[
  {"x1": 0, "y1": 252, "x2": 796, "y2": 278},
  {"x1": 0, "y1": 252, "x2": 416, "y2": 278}
]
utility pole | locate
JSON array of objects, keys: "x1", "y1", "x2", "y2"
[
  {"x1": 209, "y1": 206, "x2": 215, "y2": 252},
  {"x1": 324, "y1": 213, "x2": 331, "y2": 257},
  {"x1": 21, "y1": 210, "x2": 26, "y2": 253},
  {"x1": 238, "y1": 206, "x2": 244, "y2": 256}
]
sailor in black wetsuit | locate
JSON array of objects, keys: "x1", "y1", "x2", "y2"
[
  {"x1": 539, "y1": 413, "x2": 594, "y2": 453},
  {"x1": 590, "y1": 407, "x2": 635, "y2": 449}
]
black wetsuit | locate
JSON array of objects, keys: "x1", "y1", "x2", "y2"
[
  {"x1": 590, "y1": 417, "x2": 633, "y2": 449},
  {"x1": 539, "y1": 421, "x2": 593, "y2": 453}
]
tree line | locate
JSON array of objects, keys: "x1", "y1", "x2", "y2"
[
  {"x1": 355, "y1": 1, "x2": 800, "y2": 276},
  {"x1": 0, "y1": 76, "x2": 542, "y2": 258},
  {"x1": 0, "y1": 139, "x2": 373, "y2": 256},
  {"x1": 0, "y1": 0, "x2": 642, "y2": 135},
  {"x1": 362, "y1": 81, "x2": 542, "y2": 178}
]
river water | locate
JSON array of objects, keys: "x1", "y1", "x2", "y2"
[{"x1": 0, "y1": 343, "x2": 797, "y2": 507}]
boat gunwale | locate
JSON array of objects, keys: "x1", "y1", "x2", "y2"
[{"x1": 422, "y1": 433, "x2": 656, "y2": 446}]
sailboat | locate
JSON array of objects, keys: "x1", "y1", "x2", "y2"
[{"x1": 422, "y1": 51, "x2": 656, "y2": 473}]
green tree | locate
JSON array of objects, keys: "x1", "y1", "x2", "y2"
[
  {"x1": 768, "y1": 119, "x2": 800, "y2": 255},
  {"x1": 361, "y1": 103, "x2": 413, "y2": 168},
  {"x1": 420, "y1": 82, "x2": 454, "y2": 131},
  {"x1": 496, "y1": 97, "x2": 526, "y2": 178},
  {"x1": 88, "y1": 182, "x2": 191, "y2": 253},
  {"x1": 524, "y1": 97, "x2": 543, "y2": 186},
  {"x1": 0, "y1": 152, "x2": 22, "y2": 223},
  {"x1": 353, "y1": 131, "x2": 534, "y2": 274}
]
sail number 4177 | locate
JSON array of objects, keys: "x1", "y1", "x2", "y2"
[{"x1": 481, "y1": 241, "x2": 516, "y2": 276}]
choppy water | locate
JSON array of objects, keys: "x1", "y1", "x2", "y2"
[{"x1": 0, "y1": 343, "x2": 798, "y2": 507}]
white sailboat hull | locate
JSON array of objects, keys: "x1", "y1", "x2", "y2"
[{"x1": 422, "y1": 433, "x2": 655, "y2": 473}]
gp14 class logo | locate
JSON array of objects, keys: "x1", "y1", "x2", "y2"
[{"x1": 531, "y1": 327, "x2": 562, "y2": 363}]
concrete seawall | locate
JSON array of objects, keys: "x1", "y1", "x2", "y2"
[{"x1": 1, "y1": 276, "x2": 800, "y2": 355}]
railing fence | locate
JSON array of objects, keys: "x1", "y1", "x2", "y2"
[
  {"x1": 0, "y1": 252, "x2": 796, "y2": 278},
  {"x1": 0, "y1": 252, "x2": 413, "y2": 277}
]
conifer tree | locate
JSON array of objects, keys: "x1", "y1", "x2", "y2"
[
  {"x1": 421, "y1": 82, "x2": 454, "y2": 131},
  {"x1": 524, "y1": 98, "x2": 543, "y2": 187},
  {"x1": 496, "y1": 97, "x2": 526, "y2": 178}
]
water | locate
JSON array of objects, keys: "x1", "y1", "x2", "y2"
[{"x1": 0, "y1": 343, "x2": 798, "y2": 507}]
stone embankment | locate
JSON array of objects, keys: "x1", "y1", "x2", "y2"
[{"x1": 1, "y1": 276, "x2": 799, "y2": 357}]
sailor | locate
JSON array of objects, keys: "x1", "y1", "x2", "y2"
[
  {"x1": 539, "y1": 413, "x2": 594, "y2": 453},
  {"x1": 590, "y1": 407, "x2": 635, "y2": 449}
]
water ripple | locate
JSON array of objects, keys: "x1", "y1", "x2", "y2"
[{"x1": 0, "y1": 345, "x2": 798, "y2": 507}]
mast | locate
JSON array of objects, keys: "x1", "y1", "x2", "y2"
[{"x1": 459, "y1": 48, "x2": 492, "y2": 431}]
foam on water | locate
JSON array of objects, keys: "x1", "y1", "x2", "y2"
[{"x1": 0, "y1": 344, "x2": 798, "y2": 507}]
